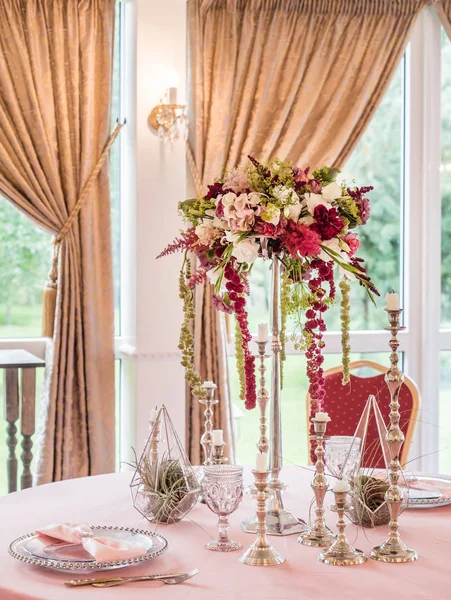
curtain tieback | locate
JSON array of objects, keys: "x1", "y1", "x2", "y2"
[{"x1": 42, "y1": 121, "x2": 125, "y2": 338}]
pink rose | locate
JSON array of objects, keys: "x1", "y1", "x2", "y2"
[
  {"x1": 343, "y1": 233, "x2": 360, "y2": 256},
  {"x1": 223, "y1": 168, "x2": 248, "y2": 194}
]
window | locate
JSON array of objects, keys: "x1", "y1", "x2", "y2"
[
  {"x1": 231, "y1": 9, "x2": 451, "y2": 473},
  {"x1": 0, "y1": 0, "x2": 124, "y2": 494},
  {"x1": 0, "y1": 202, "x2": 51, "y2": 338},
  {"x1": 231, "y1": 61, "x2": 404, "y2": 466}
]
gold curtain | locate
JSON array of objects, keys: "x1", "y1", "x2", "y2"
[
  {"x1": 0, "y1": 0, "x2": 117, "y2": 483},
  {"x1": 187, "y1": 0, "x2": 427, "y2": 460},
  {"x1": 435, "y1": 0, "x2": 451, "y2": 39}
]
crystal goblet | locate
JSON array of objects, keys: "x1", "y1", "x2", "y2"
[
  {"x1": 203, "y1": 465, "x2": 244, "y2": 552},
  {"x1": 324, "y1": 436, "x2": 361, "y2": 482}
]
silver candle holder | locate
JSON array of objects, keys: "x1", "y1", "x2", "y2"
[
  {"x1": 149, "y1": 408, "x2": 161, "y2": 489},
  {"x1": 199, "y1": 381, "x2": 218, "y2": 466},
  {"x1": 371, "y1": 308, "x2": 418, "y2": 563},
  {"x1": 211, "y1": 443, "x2": 228, "y2": 465},
  {"x1": 298, "y1": 417, "x2": 335, "y2": 547},
  {"x1": 266, "y1": 258, "x2": 307, "y2": 536},
  {"x1": 256, "y1": 340, "x2": 270, "y2": 455},
  {"x1": 318, "y1": 486, "x2": 367, "y2": 566},
  {"x1": 239, "y1": 470, "x2": 285, "y2": 566}
]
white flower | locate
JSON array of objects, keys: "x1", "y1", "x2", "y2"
[
  {"x1": 247, "y1": 192, "x2": 262, "y2": 206},
  {"x1": 272, "y1": 185, "x2": 298, "y2": 205},
  {"x1": 305, "y1": 193, "x2": 331, "y2": 216},
  {"x1": 232, "y1": 239, "x2": 259, "y2": 264},
  {"x1": 284, "y1": 202, "x2": 302, "y2": 222},
  {"x1": 206, "y1": 267, "x2": 222, "y2": 285},
  {"x1": 321, "y1": 181, "x2": 342, "y2": 202},
  {"x1": 261, "y1": 203, "x2": 281, "y2": 225},
  {"x1": 225, "y1": 230, "x2": 241, "y2": 245},
  {"x1": 222, "y1": 192, "x2": 237, "y2": 207},
  {"x1": 319, "y1": 238, "x2": 350, "y2": 263},
  {"x1": 195, "y1": 224, "x2": 221, "y2": 245}
]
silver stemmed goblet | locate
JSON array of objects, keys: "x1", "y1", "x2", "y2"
[{"x1": 203, "y1": 465, "x2": 244, "y2": 552}]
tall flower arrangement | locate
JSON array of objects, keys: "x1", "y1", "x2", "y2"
[{"x1": 158, "y1": 157, "x2": 378, "y2": 410}]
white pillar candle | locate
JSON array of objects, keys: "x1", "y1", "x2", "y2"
[
  {"x1": 257, "y1": 323, "x2": 268, "y2": 342},
  {"x1": 202, "y1": 381, "x2": 217, "y2": 389},
  {"x1": 314, "y1": 411, "x2": 330, "y2": 422},
  {"x1": 385, "y1": 292, "x2": 399, "y2": 311},
  {"x1": 333, "y1": 480, "x2": 351, "y2": 493},
  {"x1": 255, "y1": 452, "x2": 268, "y2": 472},
  {"x1": 212, "y1": 429, "x2": 224, "y2": 445}
]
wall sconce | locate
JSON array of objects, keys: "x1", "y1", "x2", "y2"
[{"x1": 148, "y1": 69, "x2": 188, "y2": 144}]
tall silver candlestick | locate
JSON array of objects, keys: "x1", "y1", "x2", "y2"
[
  {"x1": 199, "y1": 381, "x2": 218, "y2": 466},
  {"x1": 266, "y1": 258, "x2": 306, "y2": 536},
  {"x1": 371, "y1": 308, "x2": 418, "y2": 563},
  {"x1": 257, "y1": 340, "x2": 270, "y2": 455},
  {"x1": 298, "y1": 417, "x2": 335, "y2": 547}
]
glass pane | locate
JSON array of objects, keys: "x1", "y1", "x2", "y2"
[
  {"x1": 0, "y1": 366, "x2": 45, "y2": 496},
  {"x1": 245, "y1": 61, "x2": 404, "y2": 335},
  {"x1": 441, "y1": 29, "x2": 451, "y2": 327},
  {"x1": 231, "y1": 352, "x2": 393, "y2": 467},
  {"x1": 111, "y1": 1, "x2": 122, "y2": 335},
  {"x1": 325, "y1": 60, "x2": 404, "y2": 331},
  {"x1": 0, "y1": 200, "x2": 52, "y2": 338},
  {"x1": 439, "y1": 351, "x2": 451, "y2": 472}
]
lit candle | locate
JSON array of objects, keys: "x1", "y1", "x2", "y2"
[
  {"x1": 314, "y1": 412, "x2": 330, "y2": 422},
  {"x1": 257, "y1": 323, "x2": 268, "y2": 343},
  {"x1": 385, "y1": 292, "x2": 399, "y2": 311},
  {"x1": 202, "y1": 381, "x2": 217, "y2": 389},
  {"x1": 168, "y1": 87, "x2": 177, "y2": 104},
  {"x1": 255, "y1": 452, "x2": 268, "y2": 472},
  {"x1": 333, "y1": 480, "x2": 351, "y2": 493},
  {"x1": 212, "y1": 429, "x2": 224, "y2": 445}
]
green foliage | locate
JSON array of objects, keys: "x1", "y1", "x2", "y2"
[{"x1": 0, "y1": 199, "x2": 51, "y2": 329}]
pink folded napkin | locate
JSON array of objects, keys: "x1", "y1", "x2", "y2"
[
  {"x1": 407, "y1": 478, "x2": 451, "y2": 500},
  {"x1": 35, "y1": 523, "x2": 147, "y2": 562}
]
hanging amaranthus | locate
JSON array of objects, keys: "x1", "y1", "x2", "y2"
[
  {"x1": 280, "y1": 268, "x2": 291, "y2": 389},
  {"x1": 339, "y1": 278, "x2": 351, "y2": 385},
  {"x1": 234, "y1": 318, "x2": 246, "y2": 401},
  {"x1": 178, "y1": 256, "x2": 206, "y2": 398}
]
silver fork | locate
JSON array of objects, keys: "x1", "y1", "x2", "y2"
[{"x1": 65, "y1": 569, "x2": 198, "y2": 588}]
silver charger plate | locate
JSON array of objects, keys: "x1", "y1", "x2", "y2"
[
  {"x1": 8, "y1": 525, "x2": 168, "y2": 573},
  {"x1": 405, "y1": 473, "x2": 451, "y2": 509}
]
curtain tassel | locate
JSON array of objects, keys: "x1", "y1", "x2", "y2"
[{"x1": 42, "y1": 244, "x2": 59, "y2": 338}]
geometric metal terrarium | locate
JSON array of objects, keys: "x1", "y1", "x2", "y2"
[
  {"x1": 130, "y1": 406, "x2": 200, "y2": 524},
  {"x1": 344, "y1": 395, "x2": 408, "y2": 528}
]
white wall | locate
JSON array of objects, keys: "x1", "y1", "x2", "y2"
[{"x1": 120, "y1": 0, "x2": 188, "y2": 462}]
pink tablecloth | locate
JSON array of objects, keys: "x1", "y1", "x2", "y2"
[{"x1": 1, "y1": 468, "x2": 450, "y2": 600}]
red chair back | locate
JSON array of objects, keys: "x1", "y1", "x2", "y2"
[{"x1": 308, "y1": 366, "x2": 419, "y2": 468}]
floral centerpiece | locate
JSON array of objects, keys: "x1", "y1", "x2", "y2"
[{"x1": 158, "y1": 156, "x2": 379, "y2": 411}]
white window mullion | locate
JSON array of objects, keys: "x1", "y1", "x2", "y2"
[{"x1": 406, "y1": 9, "x2": 442, "y2": 471}]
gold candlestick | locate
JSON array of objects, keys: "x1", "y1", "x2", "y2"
[
  {"x1": 318, "y1": 487, "x2": 367, "y2": 566},
  {"x1": 371, "y1": 308, "x2": 418, "y2": 563},
  {"x1": 211, "y1": 443, "x2": 228, "y2": 465},
  {"x1": 298, "y1": 418, "x2": 335, "y2": 547},
  {"x1": 199, "y1": 382, "x2": 218, "y2": 466},
  {"x1": 239, "y1": 470, "x2": 285, "y2": 566}
]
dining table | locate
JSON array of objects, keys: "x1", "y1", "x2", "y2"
[{"x1": 1, "y1": 466, "x2": 450, "y2": 600}]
